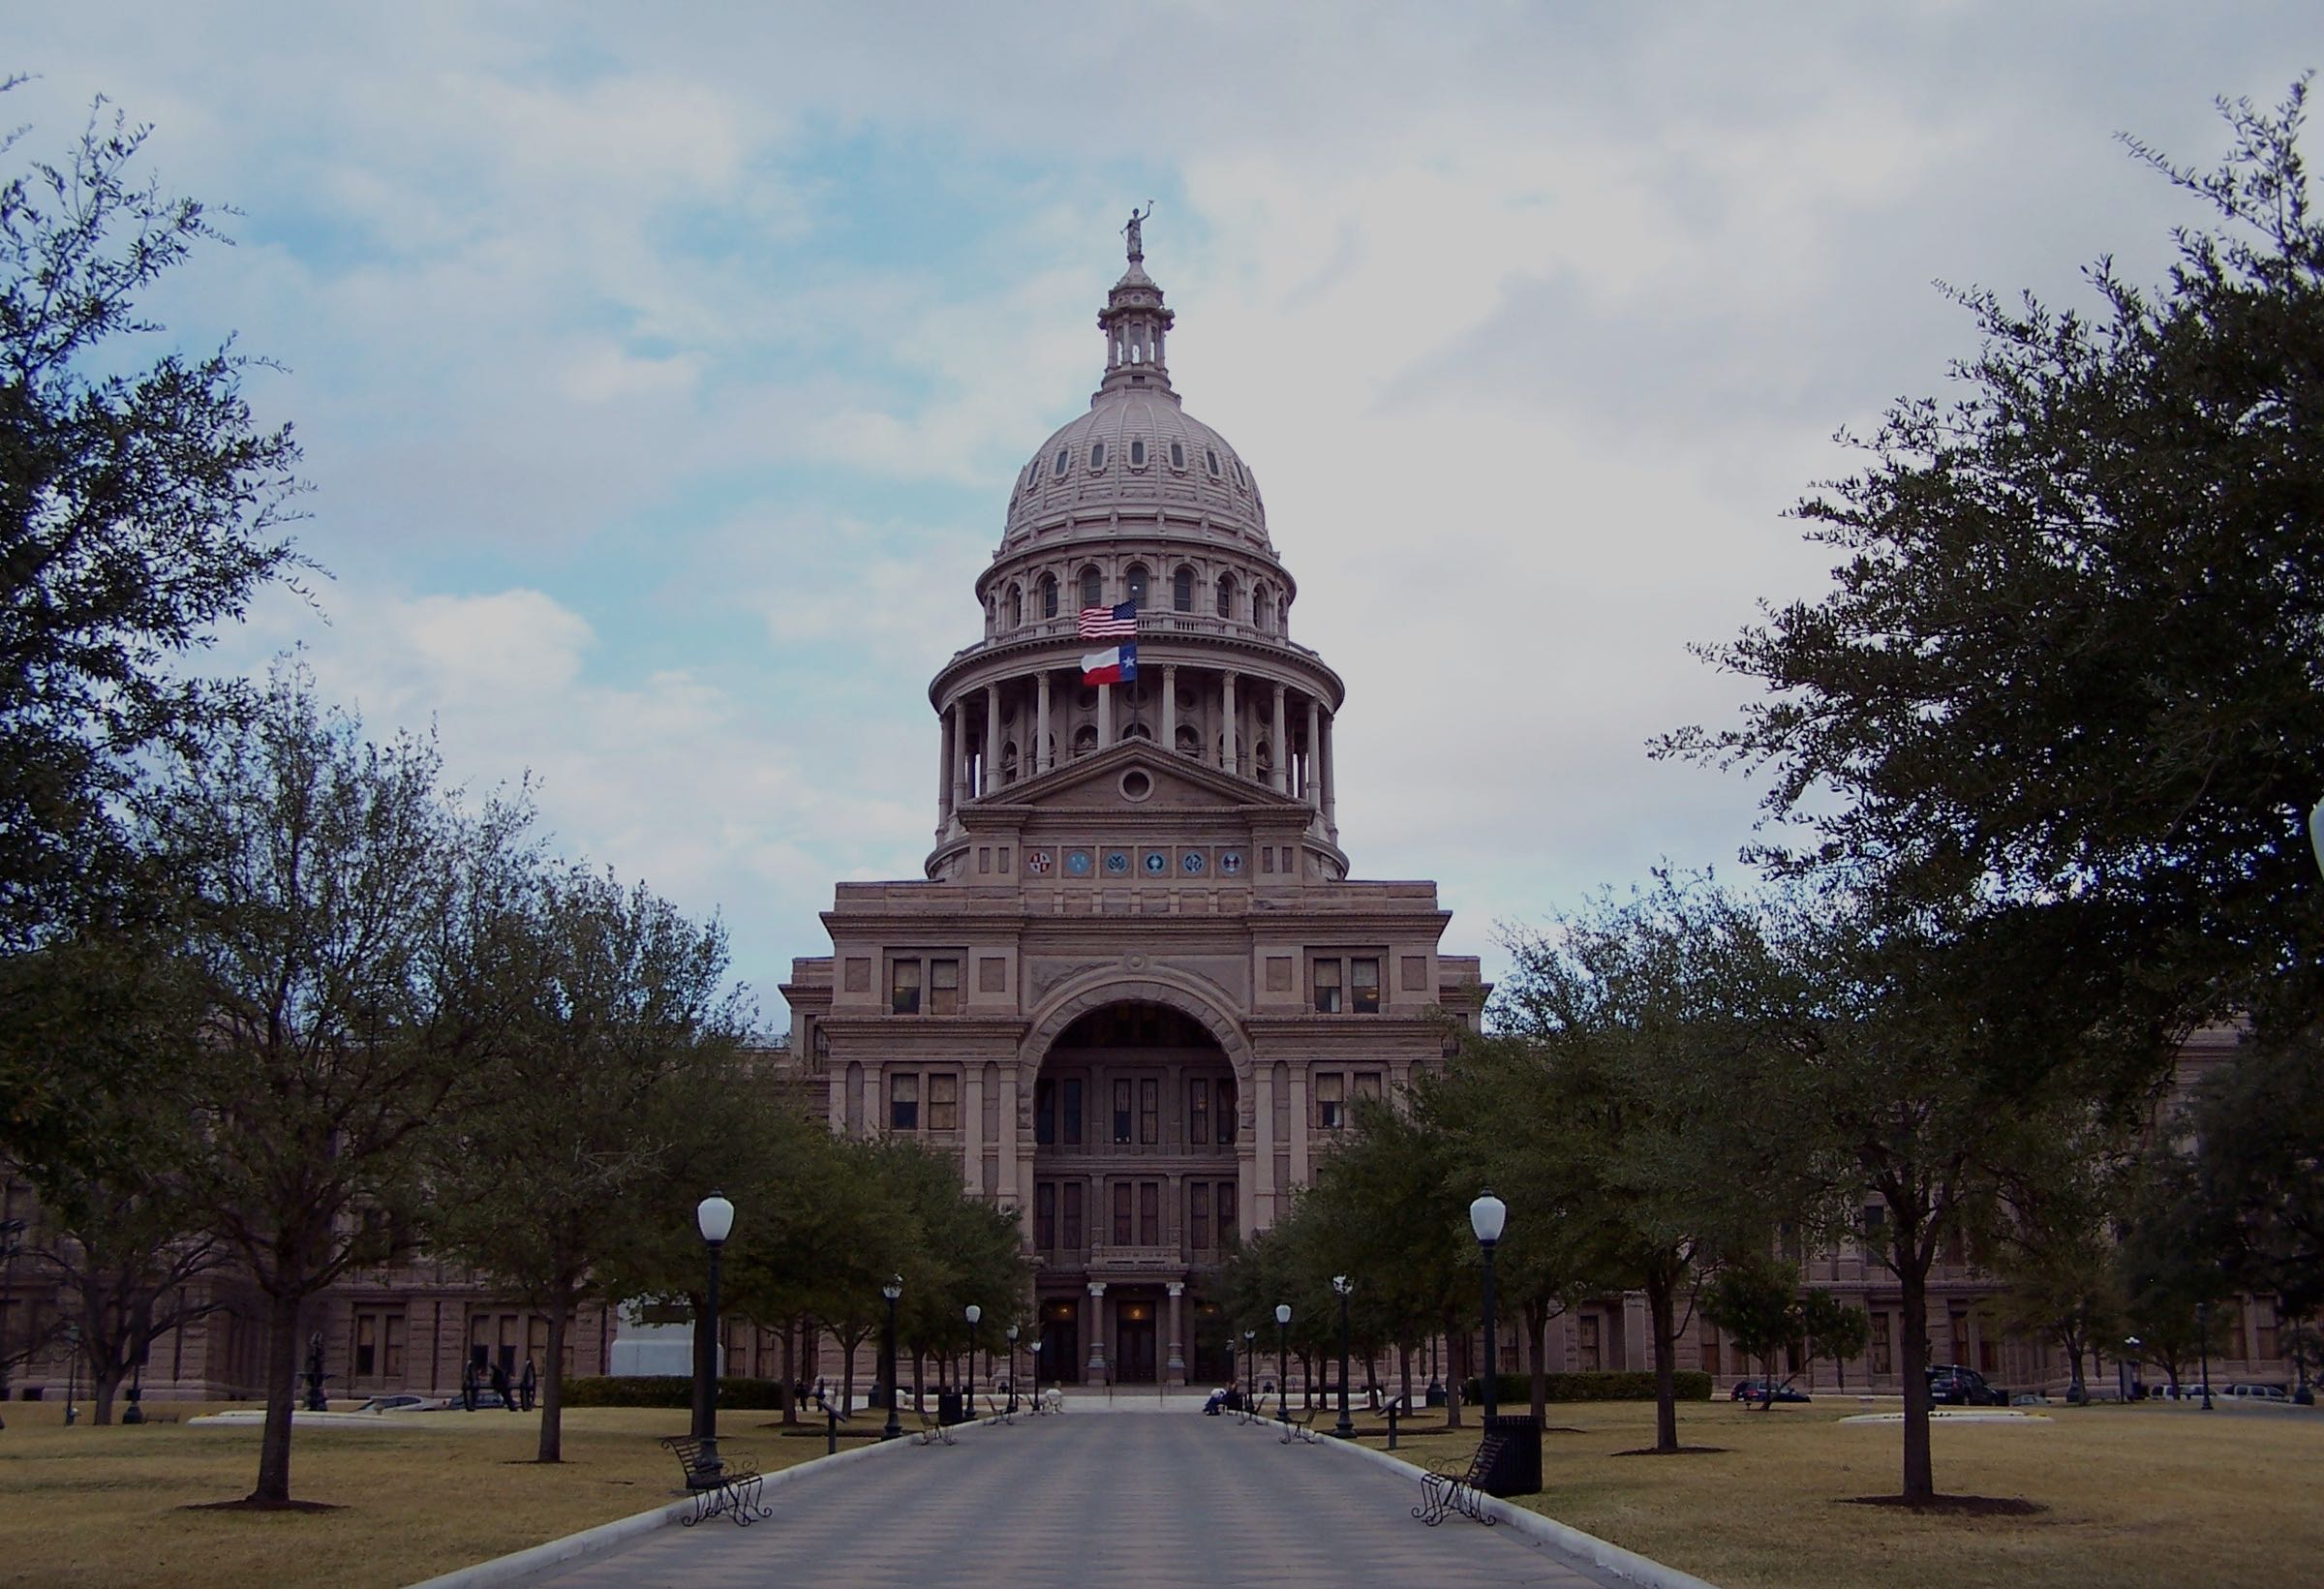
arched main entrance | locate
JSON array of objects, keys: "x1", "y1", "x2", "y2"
[{"x1": 1026, "y1": 1001, "x2": 1240, "y2": 1387}]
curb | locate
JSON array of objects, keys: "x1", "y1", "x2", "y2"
[
  {"x1": 404, "y1": 1419, "x2": 950, "y2": 1589},
  {"x1": 1271, "y1": 1422, "x2": 1722, "y2": 1589}
]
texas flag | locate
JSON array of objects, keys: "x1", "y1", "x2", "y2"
[{"x1": 1082, "y1": 641, "x2": 1137, "y2": 686}]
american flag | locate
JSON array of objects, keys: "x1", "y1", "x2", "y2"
[{"x1": 1079, "y1": 601, "x2": 1138, "y2": 639}]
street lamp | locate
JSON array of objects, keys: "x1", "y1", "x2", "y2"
[
  {"x1": 964, "y1": 1303, "x2": 981, "y2": 1417},
  {"x1": 1471, "y1": 1191, "x2": 1507, "y2": 1424},
  {"x1": 2121, "y1": 1336, "x2": 2142, "y2": 1403},
  {"x1": 2196, "y1": 1299, "x2": 2215, "y2": 1411},
  {"x1": 880, "y1": 1276, "x2": 903, "y2": 1440},
  {"x1": 689, "y1": 1193, "x2": 734, "y2": 1485},
  {"x1": 62, "y1": 1321, "x2": 80, "y2": 1426},
  {"x1": 1331, "y1": 1275, "x2": 1356, "y2": 1439},
  {"x1": 1275, "y1": 1303, "x2": 1292, "y2": 1431},
  {"x1": 1005, "y1": 1323, "x2": 1020, "y2": 1413},
  {"x1": 1029, "y1": 1336, "x2": 1045, "y2": 1413},
  {"x1": 1243, "y1": 1329, "x2": 1256, "y2": 1410}
]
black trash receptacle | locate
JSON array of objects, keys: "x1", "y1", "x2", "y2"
[
  {"x1": 937, "y1": 1389, "x2": 965, "y2": 1425},
  {"x1": 1483, "y1": 1412, "x2": 1543, "y2": 1496},
  {"x1": 1423, "y1": 1380, "x2": 1447, "y2": 1409}
]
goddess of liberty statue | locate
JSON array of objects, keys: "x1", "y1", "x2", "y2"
[{"x1": 1123, "y1": 201, "x2": 1153, "y2": 262}]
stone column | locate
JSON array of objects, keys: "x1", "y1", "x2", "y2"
[
  {"x1": 1166, "y1": 1281, "x2": 1186, "y2": 1386},
  {"x1": 1251, "y1": 1065, "x2": 1275, "y2": 1230},
  {"x1": 1099, "y1": 679, "x2": 1114, "y2": 747},
  {"x1": 1304, "y1": 698, "x2": 1322, "y2": 810},
  {"x1": 1320, "y1": 711, "x2": 1337, "y2": 837},
  {"x1": 951, "y1": 701, "x2": 971, "y2": 811},
  {"x1": 998, "y1": 1063, "x2": 1024, "y2": 1233},
  {"x1": 1221, "y1": 670, "x2": 1238, "y2": 775},
  {"x1": 1036, "y1": 672, "x2": 1052, "y2": 775},
  {"x1": 1270, "y1": 683, "x2": 1288, "y2": 792},
  {"x1": 937, "y1": 706, "x2": 956, "y2": 826},
  {"x1": 962, "y1": 1064, "x2": 984, "y2": 1196},
  {"x1": 983, "y1": 684, "x2": 1001, "y2": 794},
  {"x1": 1161, "y1": 664, "x2": 1177, "y2": 757},
  {"x1": 1288, "y1": 1065, "x2": 1311, "y2": 1188},
  {"x1": 1086, "y1": 1282, "x2": 1109, "y2": 1380}
]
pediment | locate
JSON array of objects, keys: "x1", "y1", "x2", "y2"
[{"x1": 980, "y1": 741, "x2": 1305, "y2": 815}]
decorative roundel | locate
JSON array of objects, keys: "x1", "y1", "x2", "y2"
[
  {"x1": 1065, "y1": 849, "x2": 1094, "y2": 876},
  {"x1": 1104, "y1": 849, "x2": 1131, "y2": 874},
  {"x1": 1025, "y1": 849, "x2": 1054, "y2": 874},
  {"x1": 1181, "y1": 850, "x2": 1207, "y2": 874},
  {"x1": 1143, "y1": 850, "x2": 1169, "y2": 875},
  {"x1": 1219, "y1": 850, "x2": 1245, "y2": 874}
]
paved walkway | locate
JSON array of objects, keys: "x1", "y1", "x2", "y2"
[{"x1": 521, "y1": 1413, "x2": 1635, "y2": 1589}]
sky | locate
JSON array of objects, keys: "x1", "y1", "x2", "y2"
[{"x1": 9, "y1": 3, "x2": 2314, "y2": 1028}]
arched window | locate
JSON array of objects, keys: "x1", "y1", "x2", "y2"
[
  {"x1": 1253, "y1": 583, "x2": 1270, "y2": 631},
  {"x1": 1255, "y1": 741, "x2": 1273, "y2": 778},
  {"x1": 1008, "y1": 585, "x2": 1024, "y2": 627},
  {"x1": 1215, "y1": 574, "x2": 1237, "y2": 620},
  {"x1": 1277, "y1": 596, "x2": 1288, "y2": 631},
  {"x1": 1080, "y1": 565, "x2": 1103, "y2": 610},
  {"x1": 1122, "y1": 722, "x2": 1152, "y2": 742},
  {"x1": 1040, "y1": 574, "x2": 1059, "y2": 619},
  {"x1": 1072, "y1": 725, "x2": 1098, "y2": 759},
  {"x1": 1125, "y1": 564, "x2": 1149, "y2": 607},
  {"x1": 1176, "y1": 724, "x2": 1201, "y2": 758},
  {"x1": 1090, "y1": 441, "x2": 1106, "y2": 470},
  {"x1": 1054, "y1": 448, "x2": 1069, "y2": 479},
  {"x1": 1130, "y1": 438, "x2": 1147, "y2": 467},
  {"x1": 1001, "y1": 741, "x2": 1019, "y2": 781},
  {"x1": 1206, "y1": 448, "x2": 1221, "y2": 477},
  {"x1": 1173, "y1": 565, "x2": 1195, "y2": 612},
  {"x1": 1170, "y1": 441, "x2": 1185, "y2": 471}
]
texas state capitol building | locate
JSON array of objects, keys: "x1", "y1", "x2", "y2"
[{"x1": 780, "y1": 224, "x2": 1487, "y2": 1388}]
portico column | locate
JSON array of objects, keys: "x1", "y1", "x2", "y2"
[
  {"x1": 937, "y1": 707, "x2": 956, "y2": 826},
  {"x1": 1161, "y1": 664, "x2": 1177, "y2": 757},
  {"x1": 1086, "y1": 1282, "x2": 1109, "y2": 1380},
  {"x1": 1166, "y1": 1282, "x2": 1186, "y2": 1386},
  {"x1": 1320, "y1": 711, "x2": 1337, "y2": 836},
  {"x1": 1304, "y1": 698, "x2": 1322, "y2": 810},
  {"x1": 1270, "y1": 684, "x2": 1288, "y2": 793},
  {"x1": 1221, "y1": 670, "x2": 1238, "y2": 775},
  {"x1": 1036, "y1": 672, "x2": 1053, "y2": 775},
  {"x1": 951, "y1": 701, "x2": 970, "y2": 811},
  {"x1": 984, "y1": 684, "x2": 1001, "y2": 794},
  {"x1": 1099, "y1": 680, "x2": 1114, "y2": 747}
]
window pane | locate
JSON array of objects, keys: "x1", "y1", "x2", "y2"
[
  {"x1": 1140, "y1": 1181, "x2": 1159, "y2": 1245},
  {"x1": 1042, "y1": 577, "x2": 1058, "y2": 619},
  {"x1": 1114, "y1": 1181, "x2": 1132, "y2": 1244},
  {"x1": 1081, "y1": 567, "x2": 1103, "y2": 609},
  {"x1": 1187, "y1": 1080, "x2": 1208, "y2": 1146},
  {"x1": 1216, "y1": 1080, "x2": 1236, "y2": 1146},
  {"x1": 1036, "y1": 1183, "x2": 1055, "y2": 1249},
  {"x1": 1190, "y1": 1182, "x2": 1210, "y2": 1249},
  {"x1": 890, "y1": 1073, "x2": 918, "y2": 1130},
  {"x1": 1317, "y1": 1072, "x2": 1344, "y2": 1130},
  {"x1": 1313, "y1": 960, "x2": 1341, "y2": 1014},
  {"x1": 383, "y1": 1316, "x2": 404, "y2": 1376},
  {"x1": 1352, "y1": 958, "x2": 1381, "y2": 1014},
  {"x1": 1173, "y1": 566, "x2": 1193, "y2": 611},
  {"x1": 1217, "y1": 1180, "x2": 1237, "y2": 1241},
  {"x1": 891, "y1": 961, "x2": 921, "y2": 1015},
  {"x1": 1140, "y1": 1078, "x2": 1158, "y2": 1145},
  {"x1": 1063, "y1": 1079, "x2": 1084, "y2": 1146},
  {"x1": 1354, "y1": 1071, "x2": 1382, "y2": 1101},
  {"x1": 1126, "y1": 565, "x2": 1148, "y2": 606},
  {"x1": 1063, "y1": 1182, "x2": 1084, "y2": 1249},
  {"x1": 1113, "y1": 1080, "x2": 1132, "y2": 1144},
  {"x1": 930, "y1": 958, "x2": 961, "y2": 1015},
  {"x1": 929, "y1": 1072, "x2": 959, "y2": 1131},
  {"x1": 1036, "y1": 1080, "x2": 1055, "y2": 1146}
]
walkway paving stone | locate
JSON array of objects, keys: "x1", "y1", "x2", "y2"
[{"x1": 521, "y1": 1412, "x2": 1635, "y2": 1588}]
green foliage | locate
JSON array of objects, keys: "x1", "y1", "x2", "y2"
[
  {"x1": 1459, "y1": 1371, "x2": 1713, "y2": 1404},
  {"x1": 2185, "y1": 1029, "x2": 2324, "y2": 1321},
  {"x1": 558, "y1": 1376, "x2": 793, "y2": 1410}
]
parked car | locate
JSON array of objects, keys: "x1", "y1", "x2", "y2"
[
  {"x1": 1729, "y1": 1379, "x2": 1811, "y2": 1403},
  {"x1": 1926, "y1": 1365, "x2": 2007, "y2": 1406},
  {"x1": 2224, "y1": 1383, "x2": 2290, "y2": 1402},
  {"x1": 353, "y1": 1393, "x2": 428, "y2": 1415}
]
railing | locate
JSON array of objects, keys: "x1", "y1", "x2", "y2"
[{"x1": 943, "y1": 611, "x2": 1325, "y2": 666}]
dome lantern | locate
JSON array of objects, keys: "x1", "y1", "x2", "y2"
[{"x1": 1097, "y1": 201, "x2": 1176, "y2": 398}]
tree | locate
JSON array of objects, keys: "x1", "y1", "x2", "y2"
[
  {"x1": 2183, "y1": 1028, "x2": 2324, "y2": 1326},
  {"x1": 428, "y1": 864, "x2": 753, "y2": 1462},
  {"x1": 0, "y1": 84, "x2": 305, "y2": 967},
  {"x1": 1657, "y1": 81, "x2": 2324, "y2": 1058},
  {"x1": 150, "y1": 670, "x2": 530, "y2": 1507},
  {"x1": 1701, "y1": 1257, "x2": 1803, "y2": 1409},
  {"x1": 1798, "y1": 1289, "x2": 1870, "y2": 1390},
  {"x1": 1985, "y1": 1110, "x2": 2133, "y2": 1404}
]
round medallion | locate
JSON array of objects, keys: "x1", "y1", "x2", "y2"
[
  {"x1": 1219, "y1": 850, "x2": 1244, "y2": 874},
  {"x1": 1181, "y1": 851, "x2": 1207, "y2": 874},
  {"x1": 1065, "y1": 849, "x2": 1094, "y2": 876},
  {"x1": 1143, "y1": 850, "x2": 1169, "y2": 874},
  {"x1": 1025, "y1": 849, "x2": 1054, "y2": 874},
  {"x1": 1104, "y1": 849, "x2": 1131, "y2": 874}
]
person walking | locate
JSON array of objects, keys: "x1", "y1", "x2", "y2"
[{"x1": 461, "y1": 1355, "x2": 480, "y2": 1414}]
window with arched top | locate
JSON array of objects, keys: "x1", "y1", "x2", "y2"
[
  {"x1": 1176, "y1": 724, "x2": 1201, "y2": 758},
  {"x1": 1253, "y1": 583, "x2": 1270, "y2": 631},
  {"x1": 1123, "y1": 722, "x2": 1152, "y2": 742},
  {"x1": 1054, "y1": 448, "x2": 1069, "y2": 478},
  {"x1": 1040, "y1": 574, "x2": 1059, "y2": 620},
  {"x1": 1173, "y1": 565, "x2": 1194, "y2": 612},
  {"x1": 1215, "y1": 574, "x2": 1237, "y2": 620},
  {"x1": 1001, "y1": 741, "x2": 1019, "y2": 780},
  {"x1": 1080, "y1": 565, "x2": 1103, "y2": 610},
  {"x1": 1255, "y1": 741, "x2": 1273, "y2": 777},
  {"x1": 1277, "y1": 596, "x2": 1289, "y2": 632},
  {"x1": 1072, "y1": 724, "x2": 1098, "y2": 759},
  {"x1": 1170, "y1": 441, "x2": 1185, "y2": 470},
  {"x1": 1090, "y1": 441, "x2": 1106, "y2": 470},
  {"x1": 1008, "y1": 585, "x2": 1024, "y2": 627},
  {"x1": 1130, "y1": 438, "x2": 1147, "y2": 468},
  {"x1": 1206, "y1": 448, "x2": 1221, "y2": 477},
  {"x1": 1125, "y1": 564, "x2": 1149, "y2": 607}
]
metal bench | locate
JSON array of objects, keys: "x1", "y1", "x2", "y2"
[
  {"x1": 1278, "y1": 1404, "x2": 1323, "y2": 1444},
  {"x1": 657, "y1": 1435, "x2": 771, "y2": 1528},
  {"x1": 1414, "y1": 1433, "x2": 1507, "y2": 1527},
  {"x1": 913, "y1": 1406, "x2": 958, "y2": 1446},
  {"x1": 982, "y1": 1393, "x2": 1016, "y2": 1426}
]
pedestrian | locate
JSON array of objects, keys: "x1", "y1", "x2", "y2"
[
  {"x1": 490, "y1": 1358, "x2": 514, "y2": 1412},
  {"x1": 519, "y1": 1357, "x2": 537, "y2": 1412},
  {"x1": 460, "y1": 1357, "x2": 479, "y2": 1414}
]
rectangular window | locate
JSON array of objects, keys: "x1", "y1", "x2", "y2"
[
  {"x1": 1114, "y1": 1080, "x2": 1133, "y2": 1144},
  {"x1": 1871, "y1": 1313, "x2": 1893, "y2": 1375},
  {"x1": 355, "y1": 1314, "x2": 378, "y2": 1378},
  {"x1": 1140, "y1": 1078, "x2": 1159, "y2": 1145},
  {"x1": 1578, "y1": 1315, "x2": 1602, "y2": 1372},
  {"x1": 2258, "y1": 1317, "x2": 2279, "y2": 1361},
  {"x1": 1139, "y1": 1181, "x2": 1160, "y2": 1245},
  {"x1": 1698, "y1": 1324, "x2": 1721, "y2": 1376},
  {"x1": 929, "y1": 958, "x2": 961, "y2": 1014},
  {"x1": 382, "y1": 1315, "x2": 404, "y2": 1378},
  {"x1": 889, "y1": 1072, "x2": 919, "y2": 1131},
  {"x1": 1035, "y1": 1080, "x2": 1056, "y2": 1146},
  {"x1": 1352, "y1": 957, "x2": 1381, "y2": 1013},
  {"x1": 1316, "y1": 1072, "x2": 1345, "y2": 1131},
  {"x1": 1190, "y1": 1182, "x2": 1210, "y2": 1249},
  {"x1": 1312, "y1": 960, "x2": 1342, "y2": 1013},
  {"x1": 1113, "y1": 1181, "x2": 1133, "y2": 1244},
  {"x1": 891, "y1": 961, "x2": 922, "y2": 1015},
  {"x1": 1187, "y1": 1080, "x2": 1210, "y2": 1146},
  {"x1": 1062, "y1": 1182, "x2": 1084, "y2": 1249},
  {"x1": 1217, "y1": 1180, "x2": 1237, "y2": 1241},
  {"x1": 1353, "y1": 1071, "x2": 1382, "y2": 1107},
  {"x1": 928, "y1": 1072, "x2": 959, "y2": 1131},
  {"x1": 1036, "y1": 1183, "x2": 1056, "y2": 1249},
  {"x1": 1062, "y1": 1079, "x2": 1084, "y2": 1146},
  {"x1": 1216, "y1": 1081, "x2": 1236, "y2": 1146}
]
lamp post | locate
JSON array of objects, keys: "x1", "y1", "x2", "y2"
[
  {"x1": 1029, "y1": 1337, "x2": 1044, "y2": 1412},
  {"x1": 880, "y1": 1276, "x2": 903, "y2": 1440},
  {"x1": 2196, "y1": 1299, "x2": 2215, "y2": 1411},
  {"x1": 2121, "y1": 1336, "x2": 2142, "y2": 1403},
  {"x1": 1275, "y1": 1303, "x2": 1292, "y2": 1431},
  {"x1": 689, "y1": 1193, "x2": 734, "y2": 1484},
  {"x1": 62, "y1": 1321, "x2": 79, "y2": 1426},
  {"x1": 1005, "y1": 1324, "x2": 1020, "y2": 1413},
  {"x1": 964, "y1": 1303, "x2": 981, "y2": 1418},
  {"x1": 1243, "y1": 1329, "x2": 1256, "y2": 1409},
  {"x1": 1471, "y1": 1191, "x2": 1507, "y2": 1424},
  {"x1": 1331, "y1": 1275, "x2": 1356, "y2": 1439}
]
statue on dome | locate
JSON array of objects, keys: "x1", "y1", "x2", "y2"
[{"x1": 1123, "y1": 201, "x2": 1153, "y2": 262}]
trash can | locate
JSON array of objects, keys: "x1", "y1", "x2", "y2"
[
  {"x1": 937, "y1": 1389, "x2": 965, "y2": 1425},
  {"x1": 1483, "y1": 1412, "x2": 1543, "y2": 1496},
  {"x1": 1424, "y1": 1380, "x2": 1447, "y2": 1409}
]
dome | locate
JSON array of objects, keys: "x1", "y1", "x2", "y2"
[{"x1": 1003, "y1": 390, "x2": 1269, "y2": 548}]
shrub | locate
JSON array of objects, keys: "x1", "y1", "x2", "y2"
[
  {"x1": 559, "y1": 1375, "x2": 794, "y2": 1409},
  {"x1": 1457, "y1": 1369, "x2": 1712, "y2": 1404}
]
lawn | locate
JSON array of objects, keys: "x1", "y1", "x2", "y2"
[
  {"x1": 1363, "y1": 1399, "x2": 2321, "y2": 1589},
  {"x1": 0, "y1": 1399, "x2": 847, "y2": 1589}
]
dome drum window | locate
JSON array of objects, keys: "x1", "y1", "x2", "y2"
[
  {"x1": 1206, "y1": 448, "x2": 1221, "y2": 477},
  {"x1": 1170, "y1": 442, "x2": 1186, "y2": 471},
  {"x1": 1040, "y1": 575, "x2": 1059, "y2": 619},
  {"x1": 1053, "y1": 448, "x2": 1070, "y2": 479},
  {"x1": 1090, "y1": 441, "x2": 1106, "y2": 471},
  {"x1": 1172, "y1": 565, "x2": 1194, "y2": 612},
  {"x1": 1080, "y1": 566, "x2": 1103, "y2": 610},
  {"x1": 1126, "y1": 564, "x2": 1149, "y2": 607},
  {"x1": 1130, "y1": 438, "x2": 1147, "y2": 468}
]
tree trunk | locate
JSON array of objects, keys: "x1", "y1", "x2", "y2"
[
  {"x1": 1645, "y1": 1265, "x2": 1680, "y2": 1452},
  {"x1": 1897, "y1": 1238, "x2": 1937, "y2": 1501},
  {"x1": 2065, "y1": 1338, "x2": 2087, "y2": 1403},
  {"x1": 536, "y1": 1296, "x2": 569, "y2": 1463},
  {"x1": 251, "y1": 1290, "x2": 304, "y2": 1505},
  {"x1": 841, "y1": 1329, "x2": 859, "y2": 1414},
  {"x1": 779, "y1": 1319, "x2": 799, "y2": 1425},
  {"x1": 92, "y1": 1360, "x2": 123, "y2": 1425},
  {"x1": 1524, "y1": 1297, "x2": 1549, "y2": 1424}
]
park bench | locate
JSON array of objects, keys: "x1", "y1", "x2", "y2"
[
  {"x1": 982, "y1": 1393, "x2": 1015, "y2": 1426},
  {"x1": 913, "y1": 1406, "x2": 958, "y2": 1446},
  {"x1": 1234, "y1": 1390, "x2": 1275, "y2": 1426},
  {"x1": 1278, "y1": 1404, "x2": 1323, "y2": 1445},
  {"x1": 1412, "y1": 1433, "x2": 1507, "y2": 1528},
  {"x1": 657, "y1": 1435, "x2": 771, "y2": 1528}
]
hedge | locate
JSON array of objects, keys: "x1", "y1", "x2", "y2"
[
  {"x1": 560, "y1": 1375, "x2": 796, "y2": 1409},
  {"x1": 1457, "y1": 1369, "x2": 1713, "y2": 1404}
]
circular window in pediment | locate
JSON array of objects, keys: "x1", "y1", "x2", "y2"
[{"x1": 1119, "y1": 769, "x2": 1153, "y2": 802}]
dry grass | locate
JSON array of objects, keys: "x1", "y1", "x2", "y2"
[
  {"x1": 0, "y1": 1398, "x2": 841, "y2": 1589},
  {"x1": 1370, "y1": 1399, "x2": 2323, "y2": 1589}
]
